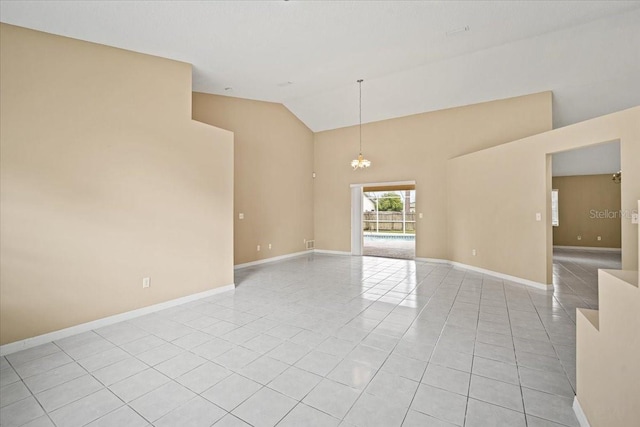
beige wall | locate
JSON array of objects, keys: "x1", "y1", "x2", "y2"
[
  {"x1": 552, "y1": 174, "x2": 621, "y2": 248},
  {"x1": 192, "y1": 94, "x2": 314, "y2": 265},
  {"x1": 448, "y1": 107, "x2": 640, "y2": 285},
  {"x1": 313, "y1": 92, "x2": 553, "y2": 257},
  {"x1": 0, "y1": 24, "x2": 234, "y2": 345}
]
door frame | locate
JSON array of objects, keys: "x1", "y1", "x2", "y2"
[{"x1": 350, "y1": 180, "x2": 416, "y2": 255}]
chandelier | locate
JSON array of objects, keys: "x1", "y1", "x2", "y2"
[
  {"x1": 351, "y1": 79, "x2": 371, "y2": 170},
  {"x1": 612, "y1": 171, "x2": 621, "y2": 183}
]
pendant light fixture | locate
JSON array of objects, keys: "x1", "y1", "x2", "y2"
[{"x1": 351, "y1": 79, "x2": 371, "y2": 170}]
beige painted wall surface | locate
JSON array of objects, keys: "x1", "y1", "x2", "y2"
[
  {"x1": 448, "y1": 107, "x2": 640, "y2": 284},
  {"x1": 0, "y1": 24, "x2": 234, "y2": 345},
  {"x1": 552, "y1": 175, "x2": 622, "y2": 248},
  {"x1": 314, "y1": 92, "x2": 553, "y2": 257},
  {"x1": 192, "y1": 94, "x2": 314, "y2": 265}
]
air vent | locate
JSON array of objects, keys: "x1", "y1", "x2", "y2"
[{"x1": 306, "y1": 240, "x2": 315, "y2": 250}]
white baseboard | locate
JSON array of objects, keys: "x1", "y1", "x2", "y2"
[
  {"x1": 0, "y1": 284, "x2": 235, "y2": 356},
  {"x1": 313, "y1": 249, "x2": 352, "y2": 256},
  {"x1": 554, "y1": 245, "x2": 621, "y2": 253},
  {"x1": 573, "y1": 396, "x2": 591, "y2": 427},
  {"x1": 414, "y1": 257, "x2": 450, "y2": 264},
  {"x1": 234, "y1": 250, "x2": 312, "y2": 270},
  {"x1": 449, "y1": 261, "x2": 552, "y2": 290}
]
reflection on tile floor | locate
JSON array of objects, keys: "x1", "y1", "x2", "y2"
[{"x1": 1, "y1": 251, "x2": 618, "y2": 426}]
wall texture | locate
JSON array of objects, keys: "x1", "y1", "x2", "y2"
[
  {"x1": 313, "y1": 92, "x2": 553, "y2": 258},
  {"x1": 192, "y1": 94, "x2": 314, "y2": 265},
  {"x1": 0, "y1": 24, "x2": 234, "y2": 345},
  {"x1": 448, "y1": 107, "x2": 639, "y2": 285},
  {"x1": 552, "y1": 174, "x2": 622, "y2": 248}
]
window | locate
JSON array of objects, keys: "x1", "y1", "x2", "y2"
[{"x1": 551, "y1": 189, "x2": 559, "y2": 226}]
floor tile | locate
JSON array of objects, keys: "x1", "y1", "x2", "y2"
[
  {"x1": 402, "y1": 409, "x2": 458, "y2": 426},
  {"x1": 215, "y1": 346, "x2": 261, "y2": 371},
  {"x1": 346, "y1": 344, "x2": 389, "y2": 369},
  {"x1": 518, "y1": 366, "x2": 575, "y2": 397},
  {"x1": 268, "y1": 366, "x2": 322, "y2": 400},
  {"x1": 136, "y1": 343, "x2": 184, "y2": 366},
  {"x1": 0, "y1": 252, "x2": 604, "y2": 427},
  {"x1": 422, "y1": 364, "x2": 470, "y2": 396},
  {"x1": 472, "y1": 356, "x2": 519, "y2": 385},
  {"x1": 1, "y1": 380, "x2": 32, "y2": 407},
  {"x1": 176, "y1": 361, "x2": 231, "y2": 393},
  {"x1": 49, "y1": 389, "x2": 122, "y2": 427},
  {"x1": 327, "y1": 359, "x2": 377, "y2": 389},
  {"x1": 14, "y1": 352, "x2": 73, "y2": 379},
  {"x1": 295, "y1": 350, "x2": 342, "y2": 376},
  {"x1": 201, "y1": 373, "x2": 262, "y2": 411},
  {"x1": 129, "y1": 381, "x2": 195, "y2": 422},
  {"x1": 344, "y1": 392, "x2": 407, "y2": 427},
  {"x1": 521, "y1": 388, "x2": 579, "y2": 426},
  {"x1": 92, "y1": 357, "x2": 148, "y2": 386},
  {"x1": 277, "y1": 403, "x2": 340, "y2": 427},
  {"x1": 411, "y1": 384, "x2": 467, "y2": 426},
  {"x1": 469, "y1": 375, "x2": 523, "y2": 412},
  {"x1": 379, "y1": 353, "x2": 427, "y2": 381},
  {"x1": 85, "y1": 405, "x2": 148, "y2": 427},
  {"x1": 465, "y1": 398, "x2": 526, "y2": 427},
  {"x1": 267, "y1": 341, "x2": 311, "y2": 364},
  {"x1": 232, "y1": 387, "x2": 297, "y2": 427},
  {"x1": 108, "y1": 368, "x2": 170, "y2": 402},
  {"x1": 154, "y1": 352, "x2": 206, "y2": 379},
  {"x1": 303, "y1": 378, "x2": 361, "y2": 419},
  {"x1": 365, "y1": 371, "x2": 418, "y2": 409},
  {"x1": 213, "y1": 414, "x2": 252, "y2": 426},
  {"x1": 21, "y1": 415, "x2": 56, "y2": 427},
  {"x1": 0, "y1": 396, "x2": 44, "y2": 427},
  {"x1": 155, "y1": 396, "x2": 226, "y2": 427},
  {"x1": 35, "y1": 374, "x2": 103, "y2": 412}
]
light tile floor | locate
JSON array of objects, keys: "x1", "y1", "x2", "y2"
[{"x1": 0, "y1": 251, "x2": 619, "y2": 426}]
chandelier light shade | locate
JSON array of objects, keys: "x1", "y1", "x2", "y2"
[
  {"x1": 351, "y1": 79, "x2": 371, "y2": 170},
  {"x1": 612, "y1": 170, "x2": 621, "y2": 183}
]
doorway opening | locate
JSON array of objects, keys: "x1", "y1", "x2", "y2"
[
  {"x1": 549, "y1": 140, "x2": 622, "y2": 308},
  {"x1": 362, "y1": 185, "x2": 415, "y2": 259}
]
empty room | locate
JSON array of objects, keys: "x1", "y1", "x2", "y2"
[{"x1": 1, "y1": 2, "x2": 639, "y2": 427}]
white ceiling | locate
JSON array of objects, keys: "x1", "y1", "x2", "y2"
[
  {"x1": 1, "y1": 1, "x2": 639, "y2": 132},
  {"x1": 552, "y1": 141, "x2": 621, "y2": 177}
]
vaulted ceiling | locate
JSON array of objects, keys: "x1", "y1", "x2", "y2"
[{"x1": 2, "y1": 1, "x2": 639, "y2": 132}]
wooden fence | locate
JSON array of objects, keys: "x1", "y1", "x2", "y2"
[{"x1": 363, "y1": 211, "x2": 416, "y2": 232}]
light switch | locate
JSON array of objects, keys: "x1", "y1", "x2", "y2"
[
  {"x1": 419, "y1": 213, "x2": 423, "y2": 219},
  {"x1": 633, "y1": 213, "x2": 639, "y2": 224},
  {"x1": 535, "y1": 213, "x2": 541, "y2": 221},
  {"x1": 238, "y1": 213, "x2": 244, "y2": 220}
]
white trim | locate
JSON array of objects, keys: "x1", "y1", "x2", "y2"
[
  {"x1": 351, "y1": 186, "x2": 363, "y2": 256},
  {"x1": 313, "y1": 249, "x2": 352, "y2": 256},
  {"x1": 350, "y1": 180, "x2": 416, "y2": 188},
  {"x1": 573, "y1": 396, "x2": 591, "y2": 427},
  {"x1": 449, "y1": 261, "x2": 552, "y2": 290},
  {"x1": 554, "y1": 245, "x2": 621, "y2": 253},
  {"x1": 234, "y1": 250, "x2": 312, "y2": 270},
  {"x1": 0, "y1": 284, "x2": 235, "y2": 356},
  {"x1": 414, "y1": 257, "x2": 450, "y2": 264}
]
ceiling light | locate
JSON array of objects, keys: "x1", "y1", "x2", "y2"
[
  {"x1": 446, "y1": 26, "x2": 470, "y2": 36},
  {"x1": 612, "y1": 171, "x2": 621, "y2": 183},
  {"x1": 351, "y1": 79, "x2": 371, "y2": 171}
]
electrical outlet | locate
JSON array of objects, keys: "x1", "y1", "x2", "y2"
[
  {"x1": 472, "y1": 249, "x2": 477, "y2": 256},
  {"x1": 257, "y1": 245, "x2": 261, "y2": 251},
  {"x1": 268, "y1": 243, "x2": 272, "y2": 250},
  {"x1": 238, "y1": 213, "x2": 244, "y2": 220},
  {"x1": 597, "y1": 236, "x2": 602, "y2": 241},
  {"x1": 577, "y1": 235, "x2": 582, "y2": 241},
  {"x1": 142, "y1": 277, "x2": 150, "y2": 288}
]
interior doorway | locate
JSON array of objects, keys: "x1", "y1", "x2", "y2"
[
  {"x1": 350, "y1": 182, "x2": 416, "y2": 259},
  {"x1": 549, "y1": 140, "x2": 622, "y2": 305}
]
